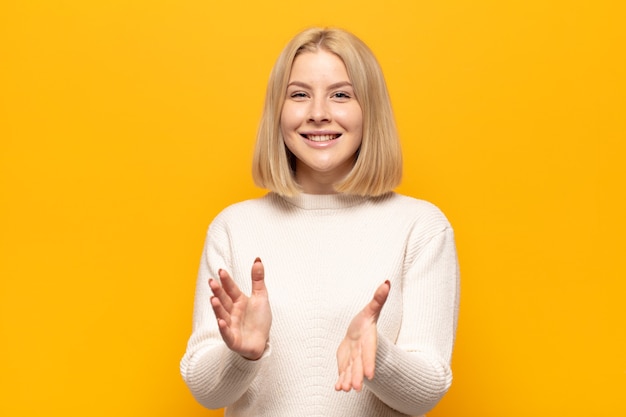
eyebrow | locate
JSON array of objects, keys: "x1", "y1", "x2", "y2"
[{"x1": 287, "y1": 81, "x2": 353, "y2": 89}]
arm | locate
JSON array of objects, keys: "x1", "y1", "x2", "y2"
[
  {"x1": 180, "y1": 219, "x2": 271, "y2": 409},
  {"x1": 336, "y1": 225, "x2": 459, "y2": 415},
  {"x1": 365, "y1": 227, "x2": 460, "y2": 415}
]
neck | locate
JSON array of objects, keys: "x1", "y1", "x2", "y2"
[{"x1": 294, "y1": 161, "x2": 354, "y2": 195}]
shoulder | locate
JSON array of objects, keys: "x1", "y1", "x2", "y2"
[
  {"x1": 219, "y1": 193, "x2": 276, "y2": 214},
  {"x1": 208, "y1": 193, "x2": 282, "y2": 229},
  {"x1": 382, "y1": 194, "x2": 457, "y2": 267},
  {"x1": 376, "y1": 192, "x2": 452, "y2": 231}
]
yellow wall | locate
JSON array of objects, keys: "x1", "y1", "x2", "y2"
[{"x1": 1, "y1": 1, "x2": 624, "y2": 416}]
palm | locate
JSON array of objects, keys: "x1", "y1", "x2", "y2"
[
  {"x1": 336, "y1": 280, "x2": 390, "y2": 392},
  {"x1": 209, "y1": 258, "x2": 272, "y2": 360}
]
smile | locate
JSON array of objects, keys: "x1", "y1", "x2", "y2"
[{"x1": 301, "y1": 134, "x2": 341, "y2": 142}]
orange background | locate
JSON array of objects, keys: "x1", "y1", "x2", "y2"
[{"x1": 1, "y1": 1, "x2": 624, "y2": 416}]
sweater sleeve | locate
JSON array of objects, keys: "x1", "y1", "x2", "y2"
[
  {"x1": 179, "y1": 215, "x2": 270, "y2": 409},
  {"x1": 364, "y1": 225, "x2": 460, "y2": 416}
]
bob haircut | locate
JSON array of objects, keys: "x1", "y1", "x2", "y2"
[{"x1": 252, "y1": 27, "x2": 402, "y2": 197}]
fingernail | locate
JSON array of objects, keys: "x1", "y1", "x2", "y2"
[
  {"x1": 254, "y1": 257, "x2": 262, "y2": 264},
  {"x1": 385, "y1": 280, "x2": 390, "y2": 287},
  {"x1": 217, "y1": 269, "x2": 223, "y2": 277}
]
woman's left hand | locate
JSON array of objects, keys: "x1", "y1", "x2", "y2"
[{"x1": 335, "y1": 280, "x2": 390, "y2": 392}]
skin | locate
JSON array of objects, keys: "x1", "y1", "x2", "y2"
[
  {"x1": 208, "y1": 49, "x2": 389, "y2": 392},
  {"x1": 208, "y1": 258, "x2": 271, "y2": 361},
  {"x1": 281, "y1": 50, "x2": 363, "y2": 194},
  {"x1": 335, "y1": 280, "x2": 390, "y2": 392}
]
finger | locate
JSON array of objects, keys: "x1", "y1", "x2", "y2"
[
  {"x1": 362, "y1": 331, "x2": 378, "y2": 381},
  {"x1": 336, "y1": 339, "x2": 349, "y2": 366},
  {"x1": 336, "y1": 349, "x2": 348, "y2": 388},
  {"x1": 335, "y1": 370, "x2": 345, "y2": 391},
  {"x1": 335, "y1": 346, "x2": 349, "y2": 391},
  {"x1": 216, "y1": 317, "x2": 236, "y2": 348},
  {"x1": 351, "y1": 349, "x2": 364, "y2": 391},
  {"x1": 250, "y1": 257, "x2": 266, "y2": 294},
  {"x1": 340, "y1": 362, "x2": 353, "y2": 392},
  {"x1": 219, "y1": 269, "x2": 243, "y2": 301},
  {"x1": 364, "y1": 280, "x2": 391, "y2": 319},
  {"x1": 334, "y1": 378, "x2": 341, "y2": 391},
  {"x1": 209, "y1": 278, "x2": 234, "y2": 312},
  {"x1": 210, "y1": 295, "x2": 232, "y2": 326}
]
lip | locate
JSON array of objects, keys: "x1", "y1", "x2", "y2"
[
  {"x1": 299, "y1": 131, "x2": 342, "y2": 142},
  {"x1": 298, "y1": 132, "x2": 342, "y2": 149}
]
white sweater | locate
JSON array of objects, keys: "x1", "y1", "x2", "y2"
[{"x1": 180, "y1": 192, "x2": 460, "y2": 417}]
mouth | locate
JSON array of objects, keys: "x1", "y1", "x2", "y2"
[{"x1": 300, "y1": 133, "x2": 342, "y2": 142}]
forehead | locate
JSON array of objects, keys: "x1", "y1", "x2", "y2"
[{"x1": 288, "y1": 50, "x2": 350, "y2": 83}]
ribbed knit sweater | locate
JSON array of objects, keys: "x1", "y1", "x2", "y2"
[{"x1": 180, "y1": 192, "x2": 460, "y2": 417}]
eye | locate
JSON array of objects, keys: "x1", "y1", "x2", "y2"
[
  {"x1": 332, "y1": 91, "x2": 351, "y2": 100},
  {"x1": 289, "y1": 91, "x2": 308, "y2": 99}
]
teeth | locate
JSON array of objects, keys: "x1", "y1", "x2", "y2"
[{"x1": 305, "y1": 134, "x2": 339, "y2": 142}]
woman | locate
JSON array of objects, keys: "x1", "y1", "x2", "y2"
[{"x1": 180, "y1": 27, "x2": 460, "y2": 417}]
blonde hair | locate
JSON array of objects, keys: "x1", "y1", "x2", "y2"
[{"x1": 252, "y1": 27, "x2": 402, "y2": 196}]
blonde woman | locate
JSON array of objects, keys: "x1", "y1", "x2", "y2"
[{"x1": 180, "y1": 27, "x2": 459, "y2": 417}]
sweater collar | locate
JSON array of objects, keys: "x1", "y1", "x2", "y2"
[{"x1": 277, "y1": 192, "x2": 370, "y2": 210}]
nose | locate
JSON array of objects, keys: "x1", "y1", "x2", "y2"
[{"x1": 308, "y1": 97, "x2": 330, "y2": 123}]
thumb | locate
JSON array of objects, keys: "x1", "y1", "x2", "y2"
[
  {"x1": 366, "y1": 280, "x2": 390, "y2": 318},
  {"x1": 250, "y1": 257, "x2": 266, "y2": 293}
]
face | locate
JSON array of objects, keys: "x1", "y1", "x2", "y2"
[{"x1": 280, "y1": 50, "x2": 363, "y2": 194}]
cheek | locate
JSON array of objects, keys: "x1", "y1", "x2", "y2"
[
  {"x1": 336, "y1": 106, "x2": 363, "y2": 131},
  {"x1": 354, "y1": 114, "x2": 364, "y2": 133},
  {"x1": 280, "y1": 109, "x2": 299, "y2": 150},
  {"x1": 280, "y1": 103, "x2": 304, "y2": 132},
  {"x1": 279, "y1": 108, "x2": 288, "y2": 134}
]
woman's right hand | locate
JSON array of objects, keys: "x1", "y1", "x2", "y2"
[{"x1": 208, "y1": 258, "x2": 272, "y2": 360}]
